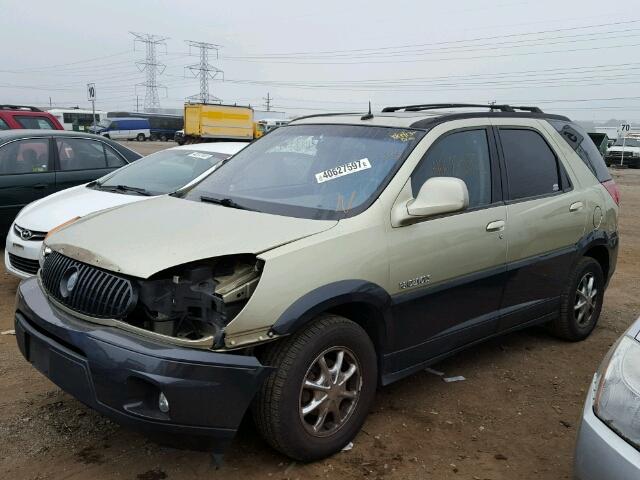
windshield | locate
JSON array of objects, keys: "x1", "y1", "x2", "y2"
[
  {"x1": 98, "y1": 148, "x2": 231, "y2": 194},
  {"x1": 97, "y1": 119, "x2": 111, "y2": 128},
  {"x1": 614, "y1": 138, "x2": 640, "y2": 148},
  {"x1": 185, "y1": 124, "x2": 425, "y2": 219}
]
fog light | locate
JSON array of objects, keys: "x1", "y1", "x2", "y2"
[{"x1": 158, "y1": 392, "x2": 170, "y2": 413}]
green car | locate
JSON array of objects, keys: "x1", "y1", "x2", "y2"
[{"x1": 0, "y1": 129, "x2": 140, "y2": 234}]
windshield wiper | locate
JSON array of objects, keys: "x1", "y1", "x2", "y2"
[
  {"x1": 200, "y1": 195, "x2": 254, "y2": 211},
  {"x1": 96, "y1": 184, "x2": 153, "y2": 196},
  {"x1": 114, "y1": 185, "x2": 153, "y2": 196}
]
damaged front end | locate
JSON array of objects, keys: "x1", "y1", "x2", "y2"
[
  {"x1": 39, "y1": 249, "x2": 263, "y2": 349},
  {"x1": 132, "y1": 255, "x2": 263, "y2": 348}
]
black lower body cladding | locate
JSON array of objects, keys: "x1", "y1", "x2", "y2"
[{"x1": 14, "y1": 277, "x2": 272, "y2": 454}]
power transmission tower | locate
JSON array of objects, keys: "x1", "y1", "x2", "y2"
[
  {"x1": 185, "y1": 40, "x2": 223, "y2": 104},
  {"x1": 130, "y1": 32, "x2": 168, "y2": 110},
  {"x1": 263, "y1": 92, "x2": 272, "y2": 111}
]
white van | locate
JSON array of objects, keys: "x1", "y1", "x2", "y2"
[{"x1": 89, "y1": 117, "x2": 151, "y2": 141}]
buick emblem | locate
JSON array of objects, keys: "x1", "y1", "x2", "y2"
[
  {"x1": 19, "y1": 228, "x2": 33, "y2": 241},
  {"x1": 60, "y1": 267, "x2": 80, "y2": 298}
]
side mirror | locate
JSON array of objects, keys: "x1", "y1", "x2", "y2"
[{"x1": 406, "y1": 177, "x2": 469, "y2": 218}]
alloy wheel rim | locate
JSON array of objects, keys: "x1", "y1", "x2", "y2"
[
  {"x1": 575, "y1": 272, "x2": 598, "y2": 327},
  {"x1": 299, "y1": 346, "x2": 362, "y2": 437}
]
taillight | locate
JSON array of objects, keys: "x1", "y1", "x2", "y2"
[{"x1": 601, "y1": 179, "x2": 620, "y2": 205}]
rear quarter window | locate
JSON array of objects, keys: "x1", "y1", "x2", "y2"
[
  {"x1": 14, "y1": 115, "x2": 56, "y2": 129},
  {"x1": 547, "y1": 119, "x2": 611, "y2": 182}
]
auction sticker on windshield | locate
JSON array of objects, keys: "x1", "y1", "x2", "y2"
[
  {"x1": 188, "y1": 152, "x2": 214, "y2": 160},
  {"x1": 315, "y1": 158, "x2": 371, "y2": 184}
]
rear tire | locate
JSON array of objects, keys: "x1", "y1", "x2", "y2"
[
  {"x1": 253, "y1": 314, "x2": 377, "y2": 461},
  {"x1": 136, "y1": 133, "x2": 145, "y2": 141},
  {"x1": 550, "y1": 257, "x2": 604, "y2": 341},
  {"x1": 160, "y1": 134, "x2": 168, "y2": 142}
]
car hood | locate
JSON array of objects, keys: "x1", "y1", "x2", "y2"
[
  {"x1": 15, "y1": 185, "x2": 151, "y2": 233},
  {"x1": 46, "y1": 195, "x2": 338, "y2": 278}
]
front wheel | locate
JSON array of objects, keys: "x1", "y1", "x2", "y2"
[
  {"x1": 550, "y1": 257, "x2": 604, "y2": 341},
  {"x1": 253, "y1": 314, "x2": 377, "y2": 461},
  {"x1": 136, "y1": 133, "x2": 145, "y2": 141}
]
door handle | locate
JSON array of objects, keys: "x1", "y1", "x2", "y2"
[
  {"x1": 486, "y1": 220, "x2": 505, "y2": 232},
  {"x1": 32, "y1": 183, "x2": 48, "y2": 190},
  {"x1": 569, "y1": 201, "x2": 584, "y2": 212}
]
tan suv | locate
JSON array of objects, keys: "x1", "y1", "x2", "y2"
[{"x1": 15, "y1": 104, "x2": 620, "y2": 462}]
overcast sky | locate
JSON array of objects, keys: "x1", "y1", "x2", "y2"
[{"x1": 1, "y1": 0, "x2": 639, "y2": 121}]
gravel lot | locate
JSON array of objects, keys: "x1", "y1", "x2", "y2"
[{"x1": 1, "y1": 157, "x2": 638, "y2": 480}]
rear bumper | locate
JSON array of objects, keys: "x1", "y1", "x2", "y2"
[{"x1": 15, "y1": 277, "x2": 271, "y2": 453}]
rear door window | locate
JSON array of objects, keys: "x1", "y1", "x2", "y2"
[
  {"x1": 547, "y1": 119, "x2": 611, "y2": 182},
  {"x1": 411, "y1": 129, "x2": 493, "y2": 209},
  {"x1": 14, "y1": 115, "x2": 56, "y2": 129},
  {"x1": 499, "y1": 128, "x2": 561, "y2": 201},
  {"x1": 0, "y1": 138, "x2": 50, "y2": 174},
  {"x1": 56, "y1": 138, "x2": 107, "y2": 170}
]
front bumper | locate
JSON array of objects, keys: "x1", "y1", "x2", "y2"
[
  {"x1": 4, "y1": 226, "x2": 42, "y2": 279},
  {"x1": 573, "y1": 375, "x2": 640, "y2": 480},
  {"x1": 15, "y1": 277, "x2": 271, "y2": 453}
]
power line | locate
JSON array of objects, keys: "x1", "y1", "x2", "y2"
[
  {"x1": 223, "y1": 39, "x2": 640, "y2": 65},
  {"x1": 130, "y1": 32, "x2": 169, "y2": 109},
  {"x1": 225, "y1": 18, "x2": 640, "y2": 59},
  {"x1": 184, "y1": 40, "x2": 223, "y2": 104}
]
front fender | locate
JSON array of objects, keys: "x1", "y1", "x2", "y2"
[{"x1": 271, "y1": 279, "x2": 393, "y2": 341}]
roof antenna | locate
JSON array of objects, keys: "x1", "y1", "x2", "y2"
[{"x1": 361, "y1": 101, "x2": 374, "y2": 120}]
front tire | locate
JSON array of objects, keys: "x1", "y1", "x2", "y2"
[
  {"x1": 550, "y1": 257, "x2": 604, "y2": 341},
  {"x1": 253, "y1": 314, "x2": 377, "y2": 461}
]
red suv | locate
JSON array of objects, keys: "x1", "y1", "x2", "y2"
[{"x1": 0, "y1": 105, "x2": 64, "y2": 130}]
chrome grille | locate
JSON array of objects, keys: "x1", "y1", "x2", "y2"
[{"x1": 41, "y1": 251, "x2": 136, "y2": 319}]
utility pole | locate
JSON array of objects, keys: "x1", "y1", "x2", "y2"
[
  {"x1": 136, "y1": 95, "x2": 139, "y2": 112},
  {"x1": 263, "y1": 92, "x2": 272, "y2": 112},
  {"x1": 130, "y1": 32, "x2": 168, "y2": 110},
  {"x1": 185, "y1": 40, "x2": 223, "y2": 104}
]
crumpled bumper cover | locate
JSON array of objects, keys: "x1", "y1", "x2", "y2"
[{"x1": 14, "y1": 277, "x2": 272, "y2": 453}]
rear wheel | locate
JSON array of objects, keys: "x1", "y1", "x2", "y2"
[
  {"x1": 160, "y1": 133, "x2": 168, "y2": 142},
  {"x1": 136, "y1": 133, "x2": 145, "y2": 141},
  {"x1": 550, "y1": 257, "x2": 604, "y2": 341},
  {"x1": 253, "y1": 314, "x2": 377, "y2": 461}
]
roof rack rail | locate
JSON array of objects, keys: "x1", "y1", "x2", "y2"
[
  {"x1": 0, "y1": 104, "x2": 43, "y2": 112},
  {"x1": 291, "y1": 112, "x2": 363, "y2": 122},
  {"x1": 381, "y1": 103, "x2": 543, "y2": 113}
]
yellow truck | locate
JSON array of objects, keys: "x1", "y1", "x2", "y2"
[{"x1": 183, "y1": 103, "x2": 264, "y2": 143}]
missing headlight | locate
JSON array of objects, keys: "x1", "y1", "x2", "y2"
[{"x1": 130, "y1": 255, "x2": 263, "y2": 346}]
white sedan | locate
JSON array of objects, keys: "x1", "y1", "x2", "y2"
[{"x1": 5, "y1": 142, "x2": 248, "y2": 279}]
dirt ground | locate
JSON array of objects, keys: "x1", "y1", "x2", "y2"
[{"x1": 1, "y1": 156, "x2": 638, "y2": 479}]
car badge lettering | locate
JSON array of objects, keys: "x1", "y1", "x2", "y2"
[{"x1": 399, "y1": 275, "x2": 431, "y2": 290}]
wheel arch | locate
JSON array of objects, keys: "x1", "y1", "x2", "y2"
[
  {"x1": 576, "y1": 229, "x2": 618, "y2": 284},
  {"x1": 583, "y1": 244, "x2": 610, "y2": 279},
  {"x1": 270, "y1": 280, "x2": 394, "y2": 360}
]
